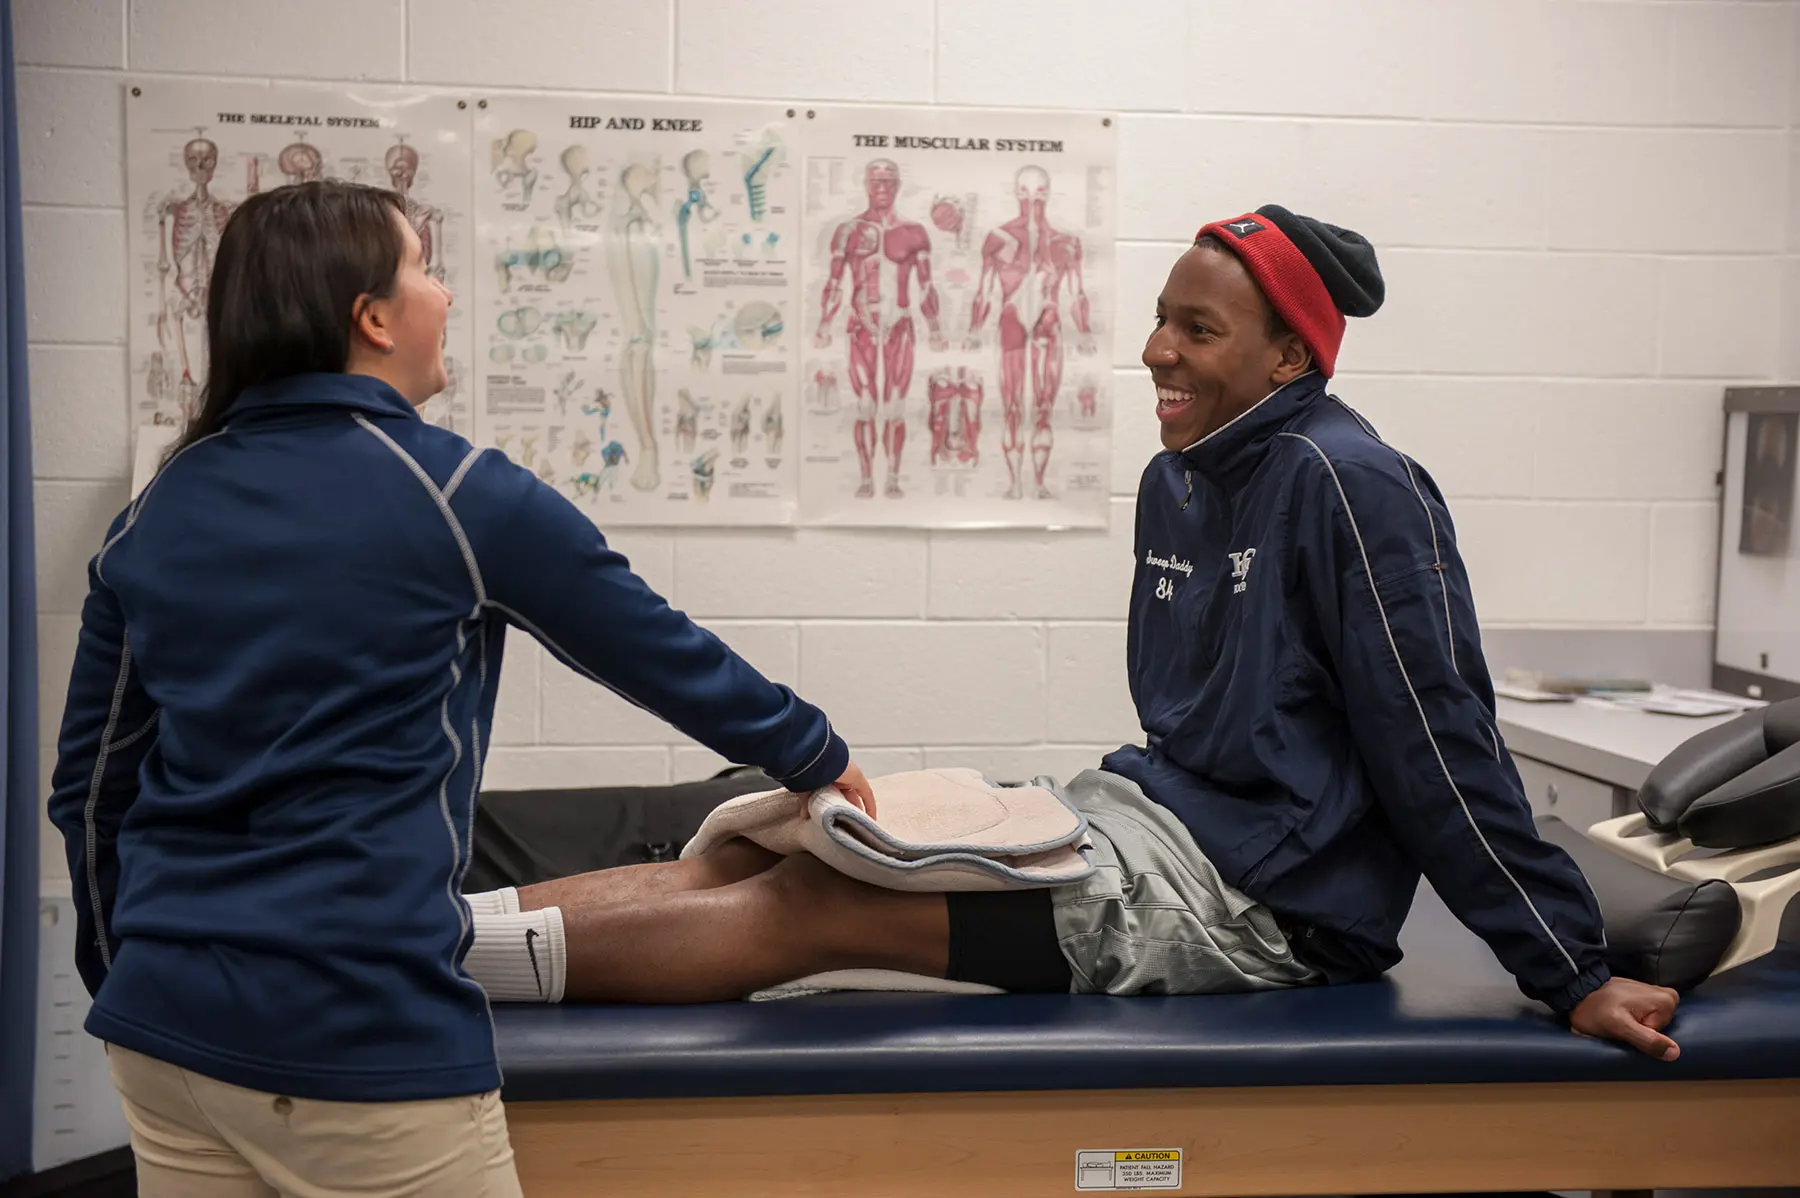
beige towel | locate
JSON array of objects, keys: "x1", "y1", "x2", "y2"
[
  {"x1": 682, "y1": 767, "x2": 1094, "y2": 891},
  {"x1": 748, "y1": 969, "x2": 1005, "y2": 1001}
]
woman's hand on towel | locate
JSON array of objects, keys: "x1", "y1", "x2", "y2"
[{"x1": 802, "y1": 762, "x2": 877, "y2": 820}]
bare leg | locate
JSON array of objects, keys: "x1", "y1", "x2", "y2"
[
  {"x1": 515, "y1": 837, "x2": 782, "y2": 911},
  {"x1": 559, "y1": 853, "x2": 950, "y2": 1003}
]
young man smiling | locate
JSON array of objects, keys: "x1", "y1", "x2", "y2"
[
  {"x1": 1107, "y1": 204, "x2": 1680, "y2": 1058},
  {"x1": 457, "y1": 206, "x2": 1681, "y2": 1063}
]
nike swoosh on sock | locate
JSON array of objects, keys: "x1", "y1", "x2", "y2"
[{"x1": 526, "y1": 928, "x2": 543, "y2": 997}]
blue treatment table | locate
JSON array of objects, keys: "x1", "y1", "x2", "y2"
[{"x1": 491, "y1": 887, "x2": 1800, "y2": 1196}]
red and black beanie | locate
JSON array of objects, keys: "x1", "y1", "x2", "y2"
[{"x1": 1194, "y1": 205, "x2": 1384, "y2": 377}]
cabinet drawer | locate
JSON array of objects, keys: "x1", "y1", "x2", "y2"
[{"x1": 1512, "y1": 756, "x2": 1617, "y2": 833}]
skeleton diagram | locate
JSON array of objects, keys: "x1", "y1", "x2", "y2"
[
  {"x1": 965, "y1": 166, "x2": 1094, "y2": 500},
  {"x1": 692, "y1": 448, "x2": 719, "y2": 501},
  {"x1": 676, "y1": 389, "x2": 702, "y2": 454},
  {"x1": 554, "y1": 371, "x2": 581, "y2": 417},
  {"x1": 814, "y1": 159, "x2": 947, "y2": 499},
  {"x1": 386, "y1": 143, "x2": 445, "y2": 281},
  {"x1": 554, "y1": 145, "x2": 605, "y2": 231},
  {"x1": 762, "y1": 401, "x2": 784, "y2": 457},
  {"x1": 927, "y1": 366, "x2": 983, "y2": 468},
  {"x1": 246, "y1": 141, "x2": 323, "y2": 194},
  {"x1": 605, "y1": 161, "x2": 662, "y2": 492},
  {"x1": 493, "y1": 130, "x2": 540, "y2": 204},
  {"x1": 154, "y1": 137, "x2": 236, "y2": 423},
  {"x1": 730, "y1": 396, "x2": 754, "y2": 456},
  {"x1": 279, "y1": 141, "x2": 323, "y2": 184},
  {"x1": 675, "y1": 150, "x2": 720, "y2": 280}
]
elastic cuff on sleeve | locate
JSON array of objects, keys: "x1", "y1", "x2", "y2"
[
  {"x1": 1546, "y1": 962, "x2": 1612, "y2": 1014},
  {"x1": 777, "y1": 728, "x2": 849, "y2": 794}
]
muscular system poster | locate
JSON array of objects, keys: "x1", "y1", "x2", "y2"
[
  {"x1": 798, "y1": 106, "x2": 1117, "y2": 528},
  {"x1": 126, "y1": 81, "x2": 475, "y2": 436},
  {"x1": 472, "y1": 97, "x2": 800, "y2": 526}
]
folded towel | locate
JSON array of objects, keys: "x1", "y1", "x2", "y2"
[
  {"x1": 682, "y1": 767, "x2": 1094, "y2": 891},
  {"x1": 748, "y1": 969, "x2": 1004, "y2": 1001}
]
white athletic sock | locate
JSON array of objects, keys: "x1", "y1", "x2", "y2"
[
  {"x1": 464, "y1": 907, "x2": 567, "y2": 1003},
  {"x1": 463, "y1": 887, "x2": 520, "y2": 917}
]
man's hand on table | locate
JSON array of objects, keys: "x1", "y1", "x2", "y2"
[{"x1": 1570, "y1": 977, "x2": 1680, "y2": 1060}]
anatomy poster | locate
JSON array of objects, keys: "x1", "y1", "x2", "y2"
[
  {"x1": 798, "y1": 107, "x2": 1117, "y2": 528},
  {"x1": 472, "y1": 97, "x2": 800, "y2": 526},
  {"x1": 125, "y1": 81, "x2": 475, "y2": 435}
]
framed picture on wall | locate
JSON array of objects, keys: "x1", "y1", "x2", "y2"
[
  {"x1": 1739, "y1": 411, "x2": 1797, "y2": 558},
  {"x1": 1715, "y1": 387, "x2": 1800, "y2": 702}
]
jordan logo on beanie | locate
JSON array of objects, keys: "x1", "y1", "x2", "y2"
[{"x1": 1196, "y1": 205, "x2": 1384, "y2": 378}]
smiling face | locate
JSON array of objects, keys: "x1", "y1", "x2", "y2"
[
  {"x1": 1142, "y1": 241, "x2": 1312, "y2": 452},
  {"x1": 351, "y1": 209, "x2": 453, "y2": 405}
]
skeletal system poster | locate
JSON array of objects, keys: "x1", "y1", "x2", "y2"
[
  {"x1": 125, "y1": 81, "x2": 475, "y2": 435},
  {"x1": 472, "y1": 98, "x2": 799, "y2": 526},
  {"x1": 798, "y1": 107, "x2": 1117, "y2": 528}
]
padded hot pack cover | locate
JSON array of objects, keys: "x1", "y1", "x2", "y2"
[
  {"x1": 1536, "y1": 814, "x2": 1739, "y2": 991},
  {"x1": 683, "y1": 768, "x2": 1095, "y2": 891}
]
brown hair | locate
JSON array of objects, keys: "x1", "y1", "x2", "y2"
[{"x1": 167, "y1": 180, "x2": 407, "y2": 458}]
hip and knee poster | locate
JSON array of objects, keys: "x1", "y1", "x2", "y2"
[
  {"x1": 799, "y1": 107, "x2": 1117, "y2": 529},
  {"x1": 474, "y1": 97, "x2": 802, "y2": 527}
]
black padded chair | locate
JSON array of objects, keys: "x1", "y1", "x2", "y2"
[{"x1": 1543, "y1": 695, "x2": 1800, "y2": 991}]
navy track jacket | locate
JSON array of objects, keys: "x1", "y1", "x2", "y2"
[
  {"x1": 46, "y1": 373, "x2": 848, "y2": 1101},
  {"x1": 1102, "y1": 372, "x2": 1611, "y2": 1013}
]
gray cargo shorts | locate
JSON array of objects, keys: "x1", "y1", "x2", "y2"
[{"x1": 1039, "y1": 769, "x2": 1322, "y2": 996}]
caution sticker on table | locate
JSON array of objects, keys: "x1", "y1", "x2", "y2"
[{"x1": 1075, "y1": 1149, "x2": 1182, "y2": 1190}]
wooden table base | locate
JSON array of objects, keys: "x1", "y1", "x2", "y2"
[{"x1": 506, "y1": 1078, "x2": 1800, "y2": 1196}]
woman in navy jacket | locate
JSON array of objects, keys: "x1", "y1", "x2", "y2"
[{"x1": 46, "y1": 179, "x2": 873, "y2": 1196}]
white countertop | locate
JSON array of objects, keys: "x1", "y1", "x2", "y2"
[{"x1": 1494, "y1": 696, "x2": 1741, "y2": 791}]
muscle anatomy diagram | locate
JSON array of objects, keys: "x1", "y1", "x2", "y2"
[
  {"x1": 813, "y1": 159, "x2": 948, "y2": 499},
  {"x1": 966, "y1": 165, "x2": 1096, "y2": 500},
  {"x1": 471, "y1": 97, "x2": 801, "y2": 527},
  {"x1": 799, "y1": 108, "x2": 1116, "y2": 528},
  {"x1": 127, "y1": 83, "x2": 474, "y2": 434}
]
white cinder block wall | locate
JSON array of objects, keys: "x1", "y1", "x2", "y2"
[{"x1": 15, "y1": 0, "x2": 1800, "y2": 894}]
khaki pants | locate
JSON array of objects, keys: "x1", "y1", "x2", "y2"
[{"x1": 107, "y1": 1044, "x2": 523, "y2": 1198}]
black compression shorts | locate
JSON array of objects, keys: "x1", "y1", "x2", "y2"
[{"x1": 943, "y1": 887, "x2": 1072, "y2": 993}]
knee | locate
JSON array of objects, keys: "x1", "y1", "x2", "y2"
[
  {"x1": 756, "y1": 851, "x2": 832, "y2": 898},
  {"x1": 751, "y1": 852, "x2": 875, "y2": 921},
  {"x1": 693, "y1": 836, "x2": 782, "y2": 886}
]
